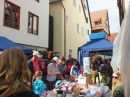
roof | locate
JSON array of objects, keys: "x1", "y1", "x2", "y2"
[
  {"x1": 108, "y1": 33, "x2": 118, "y2": 42},
  {"x1": 90, "y1": 9, "x2": 108, "y2": 30}
]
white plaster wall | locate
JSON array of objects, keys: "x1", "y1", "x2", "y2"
[
  {"x1": 83, "y1": 0, "x2": 92, "y2": 35},
  {"x1": 0, "y1": 0, "x2": 49, "y2": 48}
]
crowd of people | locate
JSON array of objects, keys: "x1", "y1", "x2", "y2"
[
  {"x1": 0, "y1": 47, "x2": 124, "y2": 97},
  {"x1": 27, "y1": 50, "x2": 82, "y2": 96}
]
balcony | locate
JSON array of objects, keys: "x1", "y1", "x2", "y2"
[{"x1": 49, "y1": 0, "x2": 61, "y2": 4}]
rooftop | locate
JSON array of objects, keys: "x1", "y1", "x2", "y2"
[{"x1": 108, "y1": 33, "x2": 118, "y2": 42}]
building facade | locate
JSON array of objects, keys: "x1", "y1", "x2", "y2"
[
  {"x1": 49, "y1": 0, "x2": 92, "y2": 58},
  {"x1": 90, "y1": 9, "x2": 110, "y2": 38},
  {"x1": 0, "y1": 0, "x2": 49, "y2": 51}
]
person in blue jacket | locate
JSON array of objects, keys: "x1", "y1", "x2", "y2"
[{"x1": 32, "y1": 70, "x2": 46, "y2": 96}]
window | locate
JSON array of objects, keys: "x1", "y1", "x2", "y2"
[
  {"x1": 35, "y1": 0, "x2": 39, "y2": 2},
  {"x1": 28, "y1": 12, "x2": 39, "y2": 35},
  {"x1": 95, "y1": 21, "x2": 100, "y2": 25},
  {"x1": 4, "y1": 0, "x2": 20, "y2": 29},
  {"x1": 79, "y1": 5, "x2": 81, "y2": 12},
  {"x1": 94, "y1": 18, "x2": 102, "y2": 25},
  {"x1": 84, "y1": 4, "x2": 87, "y2": 10},
  {"x1": 69, "y1": 49, "x2": 72, "y2": 57},
  {"x1": 82, "y1": 27, "x2": 84, "y2": 36},
  {"x1": 105, "y1": 24, "x2": 108, "y2": 31},
  {"x1": 77, "y1": 23, "x2": 79, "y2": 33},
  {"x1": 88, "y1": 30, "x2": 89, "y2": 35},
  {"x1": 73, "y1": 0, "x2": 76, "y2": 6},
  {"x1": 66, "y1": 15, "x2": 68, "y2": 23}
]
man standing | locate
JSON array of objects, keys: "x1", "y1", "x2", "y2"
[
  {"x1": 27, "y1": 51, "x2": 42, "y2": 81},
  {"x1": 66, "y1": 55, "x2": 71, "y2": 66}
]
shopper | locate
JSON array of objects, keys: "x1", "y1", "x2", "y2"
[
  {"x1": 32, "y1": 70, "x2": 46, "y2": 96},
  {"x1": 46, "y1": 59, "x2": 60, "y2": 90},
  {"x1": 0, "y1": 47, "x2": 39, "y2": 97},
  {"x1": 38, "y1": 56, "x2": 47, "y2": 83},
  {"x1": 66, "y1": 55, "x2": 71, "y2": 66},
  {"x1": 57, "y1": 56, "x2": 66, "y2": 79},
  {"x1": 27, "y1": 51, "x2": 42, "y2": 82},
  {"x1": 70, "y1": 61, "x2": 82, "y2": 78},
  {"x1": 66, "y1": 58, "x2": 73, "y2": 77},
  {"x1": 111, "y1": 70, "x2": 124, "y2": 97}
]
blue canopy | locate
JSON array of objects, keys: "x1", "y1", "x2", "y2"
[
  {"x1": 0, "y1": 36, "x2": 32, "y2": 55},
  {"x1": 78, "y1": 39, "x2": 113, "y2": 51}
]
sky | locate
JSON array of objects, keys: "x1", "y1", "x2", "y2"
[{"x1": 88, "y1": 0, "x2": 119, "y2": 33}]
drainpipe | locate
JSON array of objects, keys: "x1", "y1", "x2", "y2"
[{"x1": 60, "y1": 1, "x2": 66, "y2": 57}]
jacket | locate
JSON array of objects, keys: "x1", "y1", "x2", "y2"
[
  {"x1": 112, "y1": 83, "x2": 124, "y2": 97},
  {"x1": 32, "y1": 78, "x2": 46, "y2": 96}
]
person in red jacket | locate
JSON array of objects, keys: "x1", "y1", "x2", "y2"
[{"x1": 66, "y1": 58, "x2": 73, "y2": 77}]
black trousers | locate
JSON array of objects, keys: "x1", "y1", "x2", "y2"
[{"x1": 47, "y1": 80, "x2": 55, "y2": 91}]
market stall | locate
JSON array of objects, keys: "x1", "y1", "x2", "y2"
[
  {"x1": 78, "y1": 39, "x2": 113, "y2": 66},
  {"x1": 42, "y1": 76, "x2": 111, "y2": 97}
]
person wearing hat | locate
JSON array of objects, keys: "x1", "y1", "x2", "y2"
[{"x1": 27, "y1": 51, "x2": 42, "y2": 83}]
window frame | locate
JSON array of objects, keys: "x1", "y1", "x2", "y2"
[
  {"x1": 4, "y1": 0, "x2": 20, "y2": 30},
  {"x1": 28, "y1": 12, "x2": 39, "y2": 35}
]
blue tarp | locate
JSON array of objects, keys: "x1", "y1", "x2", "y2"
[
  {"x1": 0, "y1": 36, "x2": 32, "y2": 55},
  {"x1": 78, "y1": 39, "x2": 113, "y2": 51},
  {"x1": 89, "y1": 32, "x2": 106, "y2": 40}
]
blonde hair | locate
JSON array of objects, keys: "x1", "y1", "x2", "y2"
[
  {"x1": 112, "y1": 70, "x2": 122, "y2": 94},
  {"x1": 0, "y1": 47, "x2": 31, "y2": 97},
  {"x1": 32, "y1": 70, "x2": 43, "y2": 82}
]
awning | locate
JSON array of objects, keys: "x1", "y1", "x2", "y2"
[
  {"x1": 0, "y1": 36, "x2": 32, "y2": 55},
  {"x1": 78, "y1": 39, "x2": 113, "y2": 51}
]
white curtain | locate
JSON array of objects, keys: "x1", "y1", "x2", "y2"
[{"x1": 111, "y1": 3, "x2": 130, "y2": 97}]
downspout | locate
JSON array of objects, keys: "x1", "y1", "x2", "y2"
[{"x1": 60, "y1": 1, "x2": 66, "y2": 57}]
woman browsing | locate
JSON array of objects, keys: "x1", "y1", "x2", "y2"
[
  {"x1": 46, "y1": 59, "x2": 61, "y2": 90},
  {"x1": 70, "y1": 61, "x2": 82, "y2": 80}
]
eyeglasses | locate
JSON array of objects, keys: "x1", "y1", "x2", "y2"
[{"x1": 112, "y1": 76, "x2": 118, "y2": 79}]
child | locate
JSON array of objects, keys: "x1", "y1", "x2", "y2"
[{"x1": 32, "y1": 70, "x2": 46, "y2": 97}]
